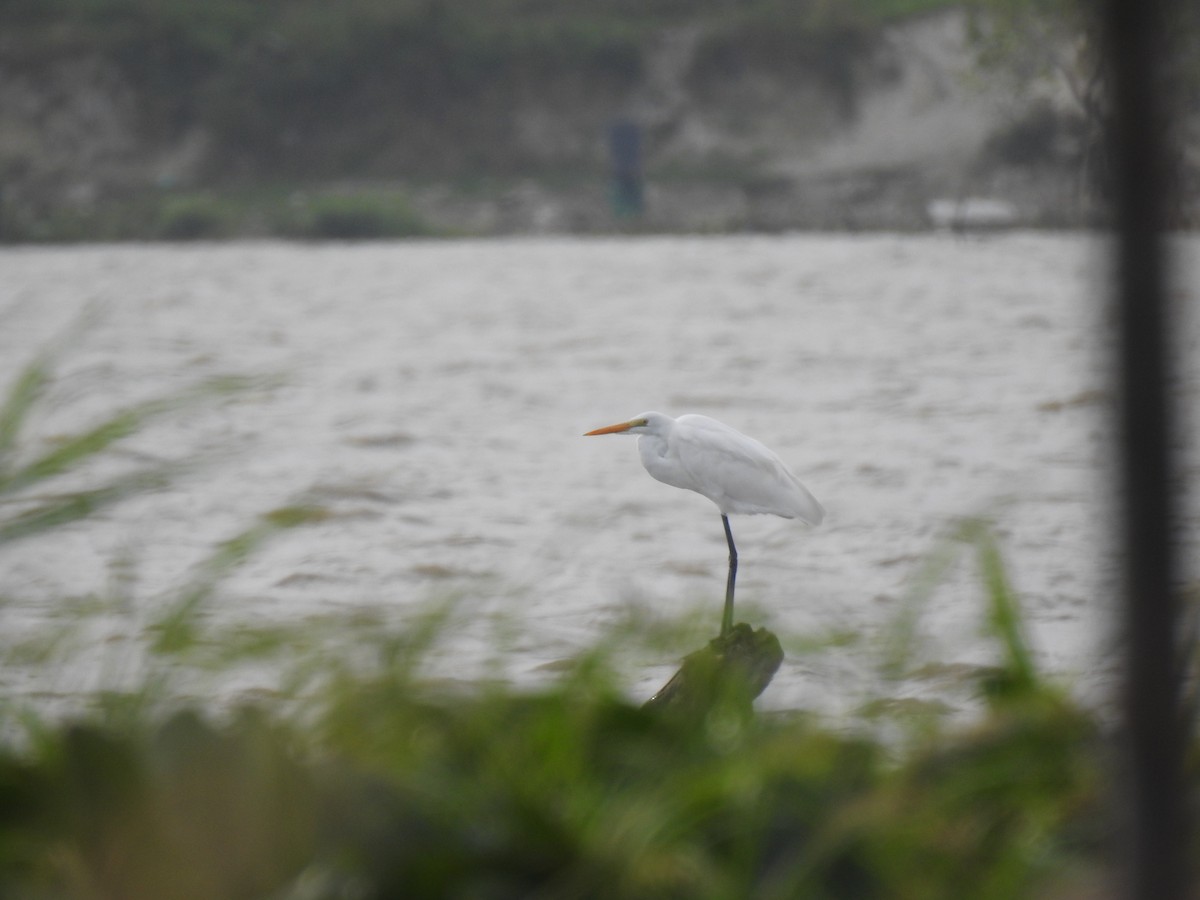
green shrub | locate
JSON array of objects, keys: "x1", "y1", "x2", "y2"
[
  {"x1": 156, "y1": 194, "x2": 234, "y2": 239},
  {"x1": 280, "y1": 192, "x2": 433, "y2": 239}
]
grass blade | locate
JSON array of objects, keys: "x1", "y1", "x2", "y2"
[
  {"x1": 150, "y1": 505, "x2": 329, "y2": 655},
  {"x1": 977, "y1": 533, "x2": 1035, "y2": 687},
  {"x1": 0, "y1": 469, "x2": 178, "y2": 545},
  {"x1": 0, "y1": 374, "x2": 263, "y2": 497},
  {"x1": 0, "y1": 354, "x2": 52, "y2": 475},
  {"x1": 880, "y1": 533, "x2": 967, "y2": 681},
  {"x1": 0, "y1": 403, "x2": 167, "y2": 496}
]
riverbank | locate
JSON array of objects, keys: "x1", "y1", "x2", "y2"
[{"x1": 0, "y1": 2, "x2": 1116, "y2": 240}]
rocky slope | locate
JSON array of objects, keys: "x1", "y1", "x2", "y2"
[{"x1": 0, "y1": 8, "x2": 1116, "y2": 236}]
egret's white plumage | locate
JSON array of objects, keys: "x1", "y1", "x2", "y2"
[
  {"x1": 584, "y1": 411, "x2": 823, "y2": 634},
  {"x1": 586, "y1": 411, "x2": 823, "y2": 522}
]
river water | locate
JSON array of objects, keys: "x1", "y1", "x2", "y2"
[{"x1": 3, "y1": 234, "x2": 1197, "y2": 721}]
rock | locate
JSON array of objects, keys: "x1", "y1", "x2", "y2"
[{"x1": 643, "y1": 623, "x2": 784, "y2": 716}]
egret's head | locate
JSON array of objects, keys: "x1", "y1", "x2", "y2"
[{"x1": 583, "y1": 412, "x2": 660, "y2": 436}]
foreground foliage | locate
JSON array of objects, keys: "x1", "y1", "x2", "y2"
[
  {"x1": 3, "y1": 530, "x2": 1191, "y2": 900},
  {"x1": 0, "y1": 641, "x2": 1118, "y2": 900}
]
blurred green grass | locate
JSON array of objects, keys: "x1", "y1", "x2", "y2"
[
  {"x1": 0, "y1": 600, "x2": 1128, "y2": 899},
  {"x1": 0, "y1": 341, "x2": 1196, "y2": 898},
  {"x1": 6, "y1": 187, "x2": 440, "y2": 243},
  {"x1": 0, "y1": 346, "x2": 260, "y2": 545}
]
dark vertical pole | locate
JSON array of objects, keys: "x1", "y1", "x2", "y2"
[
  {"x1": 608, "y1": 119, "x2": 645, "y2": 219},
  {"x1": 1101, "y1": 0, "x2": 1185, "y2": 895}
]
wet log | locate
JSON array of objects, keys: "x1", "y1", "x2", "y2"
[{"x1": 643, "y1": 623, "x2": 784, "y2": 716}]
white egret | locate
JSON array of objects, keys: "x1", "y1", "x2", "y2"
[{"x1": 584, "y1": 412, "x2": 823, "y2": 635}]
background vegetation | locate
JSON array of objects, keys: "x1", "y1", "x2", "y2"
[
  {"x1": 0, "y1": 0, "x2": 963, "y2": 178},
  {"x1": 1, "y1": 0, "x2": 980, "y2": 240},
  {"x1": 4, "y1": 0, "x2": 1197, "y2": 238}
]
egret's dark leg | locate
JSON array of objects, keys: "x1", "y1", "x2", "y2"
[{"x1": 721, "y1": 514, "x2": 738, "y2": 636}]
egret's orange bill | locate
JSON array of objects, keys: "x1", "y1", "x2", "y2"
[{"x1": 584, "y1": 420, "x2": 637, "y2": 436}]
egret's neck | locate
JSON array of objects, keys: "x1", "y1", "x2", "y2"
[
  {"x1": 636, "y1": 432, "x2": 666, "y2": 464},
  {"x1": 638, "y1": 432, "x2": 691, "y2": 492}
]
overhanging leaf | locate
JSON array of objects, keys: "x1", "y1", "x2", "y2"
[
  {"x1": 0, "y1": 468, "x2": 179, "y2": 546},
  {"x1": 0, "y1": 354, "x2": 52, "y2": 476},
  {"x1": 0, "y1": 374, "x2": 266, "y2": 497}
]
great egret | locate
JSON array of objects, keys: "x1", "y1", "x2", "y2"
[{"x1": 584, "y1": 412, "x2": 823, "y2": 635}]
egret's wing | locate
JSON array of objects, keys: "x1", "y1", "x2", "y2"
[{"x1": 673, "y1": 415, "x2": 824, "y2": 523}]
